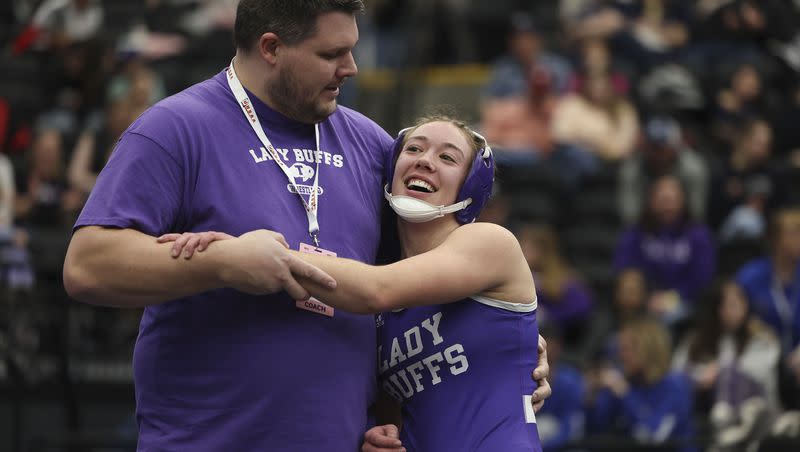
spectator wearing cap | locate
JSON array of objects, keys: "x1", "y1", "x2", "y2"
[
  {"x1": 480, "y1": 12, "x2": 573, "y2": 161},
  {"x1": 483, "y1": 12, "x2": 572, "y2": 100},
  {"x1": 719, "y1": 175, "x2": 772, "y2": 243},
  {"x1": 619, "y1": 116, "x2": 708, "y2": 226},
  {"x1": 106, "y1": 50, "x2": 166, "y2": 113}
]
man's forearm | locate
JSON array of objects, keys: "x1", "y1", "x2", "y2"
[{"x1": 64, "y1": 226, "x2": 228, "y2": 307}]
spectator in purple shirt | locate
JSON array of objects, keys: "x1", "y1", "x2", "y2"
[{"x1": 614, "y1": 174, "x2": 716, "y2": 326}]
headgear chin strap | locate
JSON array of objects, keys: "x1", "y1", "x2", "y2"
[
  {"x1": 384, "y1": 185, "x2": 472, "y2": 223},
  {"x1": 384, "y1": 125, "x2": 494, "y2": 224}
]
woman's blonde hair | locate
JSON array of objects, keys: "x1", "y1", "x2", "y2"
[{"x1": 622, "y1": 316, "x2": 672, "y2": 384}]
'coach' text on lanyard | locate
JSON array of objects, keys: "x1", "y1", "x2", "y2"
[{"x1": 226, "y1": 59, "x2": 322, "y2": 246}]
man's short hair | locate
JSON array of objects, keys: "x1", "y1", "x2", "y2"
[{"x1": 234, "y1": 0, "x2": 364, "y2": 51}]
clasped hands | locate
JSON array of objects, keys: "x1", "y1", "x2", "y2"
[{"x1": 158, "y1": 229, "x2": 335, "y2": 301}]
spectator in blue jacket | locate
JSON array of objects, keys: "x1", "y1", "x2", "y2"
[
  {"x1": 586, "y1": 316, "x2": 697, "y2": 452},
  {"x1": 483, "y1": 12, "x2": 572, "y2": 100}
]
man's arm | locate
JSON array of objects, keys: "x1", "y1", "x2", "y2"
[{"x1": 63, "y1": 226, "x2": 335, "y2": 307}]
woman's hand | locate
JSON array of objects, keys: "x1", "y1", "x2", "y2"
[
  {"x1": 531, "y1": 334, "x2": 552, "y2": 412},
  {"x1": 158, "y1": 229, "x2": 336, "y2": 299},
  {"x1": 157, "y1": 231, "x2": 235, "y2": 259}
]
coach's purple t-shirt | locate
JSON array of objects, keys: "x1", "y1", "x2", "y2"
[{"x1": 75, "y1": 70, "x2": 393, "y2": 451}]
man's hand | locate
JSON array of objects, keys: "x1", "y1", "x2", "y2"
[
  {"x1": 362, "y1": 424, "x2": 405, "y2": 452},
  {"x1": 158, "y1": 229, "x2": 336, "y2": 300},
  {"x1": 531, "y1": 334, "x2": 552, "y2": 412}
]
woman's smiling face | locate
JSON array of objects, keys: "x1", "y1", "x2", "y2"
[{"x1": 391, "y1": 121, "x2": 475, "y2": 207}]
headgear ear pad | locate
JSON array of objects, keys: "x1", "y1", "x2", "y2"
[{"x1": 384, "y1": 126, "x2": 494, "y2": 224}]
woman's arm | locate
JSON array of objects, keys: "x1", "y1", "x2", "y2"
[
  {"x1": 293, "y1": 222, "x2": 534, "y2": 313},
  {"x1": 162, "y1": 223, "x2": 535, "y2": 314}
]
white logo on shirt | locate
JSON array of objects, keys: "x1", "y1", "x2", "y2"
[
  {"x1": 248, "y1": 146, "x2": 344, "y2": 168},
  {"x1": 288, "y1": 163, "x2": 315, "y2": 182},
  {"x1": 642, "y1": 237, "x2": 691, "y2": 263}
]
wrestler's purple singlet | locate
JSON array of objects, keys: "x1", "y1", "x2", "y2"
[{"x1": 377, "y1": 296, "x2": 542, "y2": 451}]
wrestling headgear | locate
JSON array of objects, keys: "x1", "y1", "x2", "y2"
[{"x1": 384, "y1": 125, "x2": 494, "y2": 224}]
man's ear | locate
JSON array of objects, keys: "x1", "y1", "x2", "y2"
[{"x1": 258, "y1": 32, "x2": 281, "y2": 64}]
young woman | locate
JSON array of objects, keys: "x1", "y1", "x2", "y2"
[
  {"x1": 614, "y1": 174, "x2": 716, "y2": 327},
  {"x1": 586, "y1": 316, "x2": 697, "y2": 452},
  {"x1": 672, "y1": 279, "x2": 780, "y2": 451},
  {"x1": 161, "y1": 116, "x2": 543, "y2": 451}
]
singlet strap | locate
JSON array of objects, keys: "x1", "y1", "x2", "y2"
[{"x1": 471, "y1": 295, "x2": 537, "y2": 312}]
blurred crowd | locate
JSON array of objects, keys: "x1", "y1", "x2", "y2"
[
  {"x1": 1, "y1": 0, "x2": 800, "y2": 451},
  {"x1": 472, "y1": 1, "x2": 800, "y2": 451}
]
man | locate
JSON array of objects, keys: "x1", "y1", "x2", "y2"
[
  {"x1": 618, "y1": 116, "x2": 708, "y2": 226},
  {"x1": 482, "y1": 11, "x2": 571, "y2": 99},
  {"x1": 63, "y1": 1, "x2": 550, "y2": 450}
]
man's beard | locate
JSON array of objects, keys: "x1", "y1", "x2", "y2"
[{"x1": 268, "y1": 65, "x2": 336, "y2": 124}]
